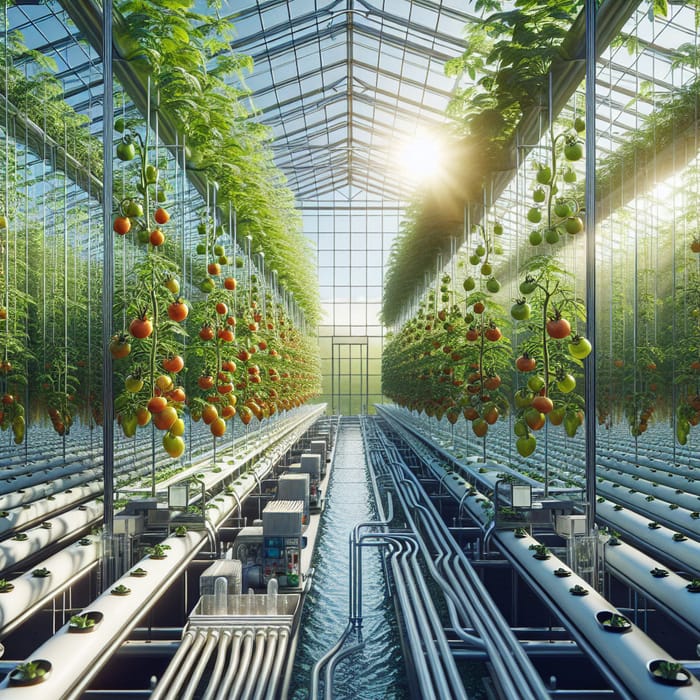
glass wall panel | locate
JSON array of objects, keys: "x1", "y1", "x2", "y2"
[{"x1": 304, "y1": 192, "x2": 399, "y2": 414}]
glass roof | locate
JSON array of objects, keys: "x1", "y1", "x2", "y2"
[{"x1": 228, "y1": 0, "x2": 474, "y2": 202}]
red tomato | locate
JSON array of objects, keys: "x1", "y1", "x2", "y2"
[
  {"x1": 129, "y1": 315, "x2": 153, "y2": 339},
  {"x1": 167, "y1": 299, "x2": 188, "y2": 322},
  {"x1": 154, "y1": 207, "x2": 170, "y2": 225}
]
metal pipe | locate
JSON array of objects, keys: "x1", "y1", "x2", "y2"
[
  {"x1": 310, "y1": 623, "x2": 354, "y2": 698},
  {"x1": 240, "y1": 629, "x2": 270, "y2": 700},
  {"x1": 200, "y1": 630, "x2": 232, "y2": 700},
  {"x1": 251, "y1": 629, "x2": 279, "y2": 700},
  {"x1": 324, "y1": 641, "x2": 365, "y2": 700},
  {"x1": 149, "y1": 629, "x2": 197, "y2": 700},
  {"x1": 162, "y1": 629, "x2": 208, "y2": 700},
  {"x1": 181, "y1": 629, "x2": 219, "y2": 700},
  {"x1": 265, "y1": 628, "x2": 289, "y2": 700},
  {"x1": 212, "y1": 629, "x2": 245, "y2": 699},
  {"x1": 226, "y1": 630, "x2": 255, "y2": 700}
]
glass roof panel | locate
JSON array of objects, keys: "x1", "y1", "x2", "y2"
[{"x1": 231, "y1": 0, "x2": 469, "y2": 202}]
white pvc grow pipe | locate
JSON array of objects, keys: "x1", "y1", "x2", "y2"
[
  {"x1": 499, "y1": 533, "x2": 700, "y2": 698},
  {"x1": 603, "y1": 539, "x2": 700, "y2": 635},
  {"x1": 0, "y1": 538, "x2": 101, "y2": 636},
  {"x1": 598, "y1": 501, "x2": 700, "y2": 574},
  {"x1": 0, "y1": 500, "x2": 102, "y2": 572}
]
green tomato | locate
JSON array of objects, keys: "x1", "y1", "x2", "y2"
[
  {"x1": 145, "y1": 165, "x2": 158, "y2": 184},
  {"x1": 164, "y1": 277, "x2": 180, "y2": 294},
  {"x1": 137, "y1": 228, "x2": 150, "y2": 245},
  {"x1": 157, "y1": 189, "x2": 167, "y2": 203},
  {"x1": 12, "y1": 415, "x2": 24, "y2": 444},
  {"x1": 565, "y1": 216, "x2": 584, "y2": 234},
  {"x1": 121, "y1": 413, "x2": 138, "y2": 438},
  {"x1": 514, "y1": 388, "x2": 533, "y2": 409},
  {"x1": 125, "y1": 375, "x2": 144, "y2": 393},
  {"x1": 469, "y1": 254, "x2": 481, "y2": 265},
  {"x1": 529, "y1": 230, "x2": 543, "y2": 246},
  {"x1": 116, "y1": 141, "x2": 136, "y2": 161},
  {"x1": 125, "y1": 201, "x2": 143, "y2": 218},
  {"x1": 563, "y1": 167, "x2": 577, "y2": 183},
  {"x1": 564, "y1": 411, "x2": 581, "y2": 438},
  {"x1": 564, "y1": 138, "x2": 583, "y2": 161},
  {"x1": 196, "y1": 243, "x2": 207, "y2": 255},
  {"x1": 519, "y1": 277, "x2": 537, "y2": 295},
  {"x1": 545, "y1": 227, "x2": 560, "y2": 244},
  {"x1": 218, "y1": 256, "x2": 230, "y2": 265},
  {"x1": 574, "y1": 116, "x2": 585, "y2": 133},
  {"x1": 200, "y1": 277, "x2": 216, "y2": 294},
  {"x1": 475, "y1": 244, "x2": 486, "y2": 257},
  {"x1": 536, "y1": 166, "x2": 552, "y2": 185},
  {"x1": 533, "y1": 187, "x2": 546, "y2": 203},
  {"x1": 214, "y1": 244, "x2": 225, "y2": 257},
  {"x1": 510, "y1": 300, "x2": 531, "y2": 321},
  {"x1": 486, "y1": 277, "x2": 500, "y2": 293},
  {"x1": 557, "y1": 373, "x2": 576, "y2": 393},
  {"x1": 513, "y1": 419, "x2": 529, "y2": 437},
  {"x1": 554, "y1": 200, "x2": 572, "y2": 218},
  {"x1": 114, "y1": 117, "x2": 125, "y2": 133},
  {"x1": 568, "y1": 336, "x2": 592, "y2": 359},
  {"x1": 527, "y1": 375, "x2": 545, "y2": 393},
  {"x1": 527, "y1": 207, "x2": 542, "y2": 224},
  {"x1": 481, "y1": 262, "x2": 493, "y2": 277},
  {"x1": 493, "y1": 222, "x2": 503, "y2": 236},
  {"x1": 463, "y1": 276, "x2": 476, "y2": 292},
  {"x1": 516, "y1": 435, "x2": 536, "y2": 457}
]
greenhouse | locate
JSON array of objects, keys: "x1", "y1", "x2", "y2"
[{"x1": 0, "y1": 0, "x2": 699, "y2": 697}]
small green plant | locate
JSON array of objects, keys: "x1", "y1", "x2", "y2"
[
  {"x1": 174, "y1": 525, "x2": 187, "y2": 537},
  {"x1": 686, "y1": 578, "x2": 700, "y2": 592},
  {"x1": 605, "y1": 614, "x2": 629, "y2": 629},
  {"x1": 529, "y1": 543, "x2": 550, "y2": 559},
  {"x1": 12, "y1": 661, "x2": 47, "y2": 681},
  {"x1": 32, "y1": 568, "x2": 50, "y2": 578},
  {"x1": 69, "y1": 614, "x2": 95, "y2": 629},
  {"x1": 648, "y1": 521, "x2": 660, "y2": 529},
  {"x1": 672, "y1": 532, "x2": 687, "y2": 542},
  {"x1": 111, "y1": 584, "x2": 131, "y2": 596},
  {"x1": 130, "y1": 567, "x2": 148, "y2": 577},
  {"x1": 147, "y1": 543, "x2": 171, "y2": 559},
  {"x1": 569, "y1": 584, "x2": 588, "y2": 596},
  {"x1": 514, "y1": 527, "x2": 528, "y2": 538},
  {"x1": 655, "y1": 661, "x2": 683, "y2": 680},
  {"x1": 0, "y1": 578, "x2": 14, "y2": 592}
]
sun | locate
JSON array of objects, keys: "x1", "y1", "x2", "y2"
[{"x1": 396, "y1": 132, "x2": 445, "y2": 183}]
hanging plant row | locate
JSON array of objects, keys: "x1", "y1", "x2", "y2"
[
  {"x1": 383, "y1": 119, "x2": 590, "y2": 458},
  {"x1": 113, "y1": 0, "x2": 320, "y2": 324},
  {"x1": 111, "y1": 119, "x2": 321, "y2": 457}
]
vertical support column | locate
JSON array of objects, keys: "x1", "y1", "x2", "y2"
[
  {"x1": 584, "y1": 0, "x2": 597, "y2": 535},
  {"x1": 102, "y1": 0, "x2": 115, "y2": 587}
]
